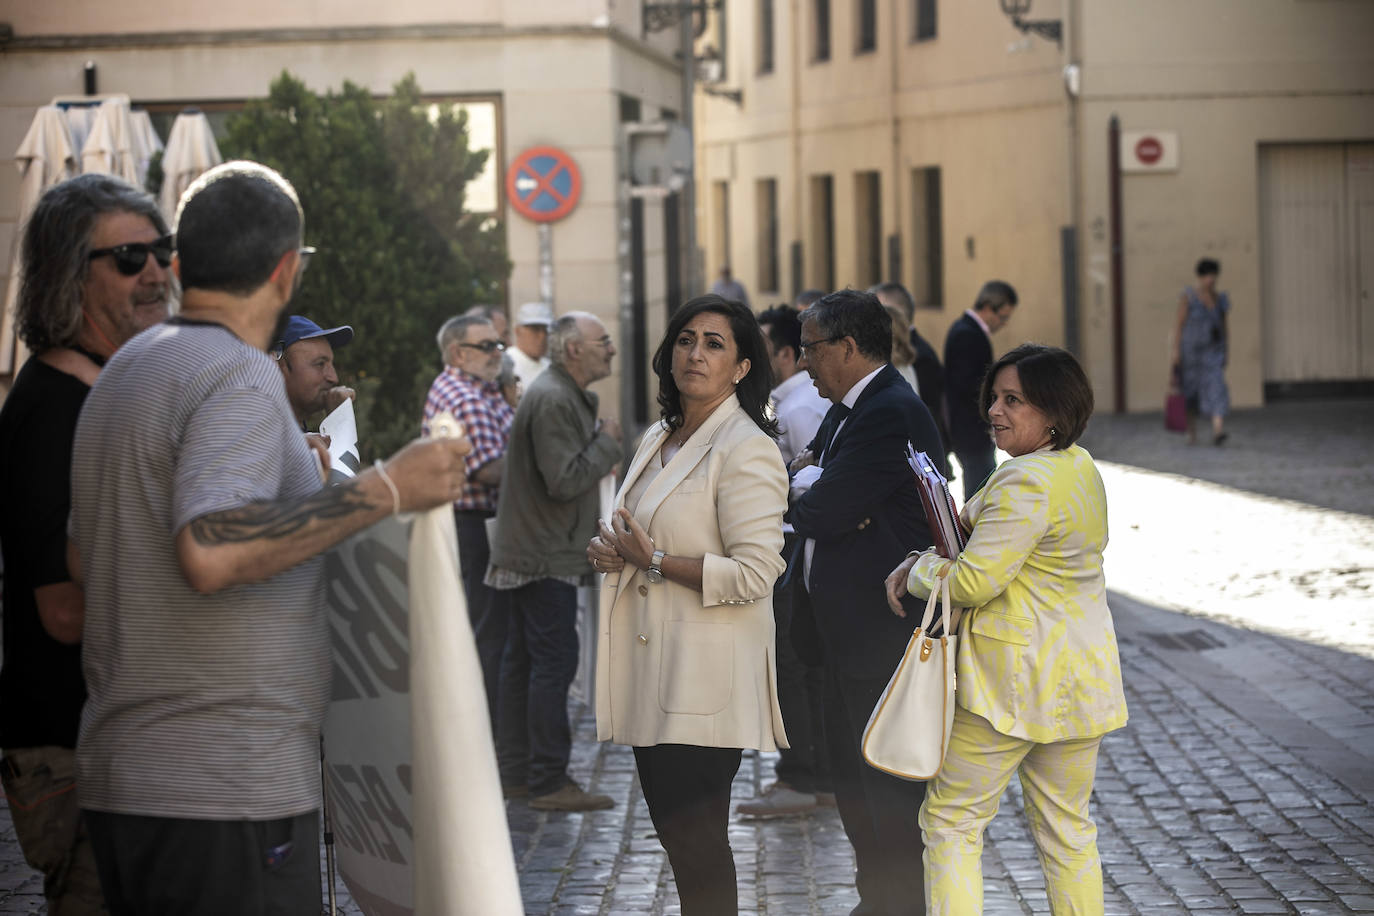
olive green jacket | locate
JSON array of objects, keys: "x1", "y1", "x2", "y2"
[{"x1": 489, "y1": 363, "x2": 620, "y2": 579}]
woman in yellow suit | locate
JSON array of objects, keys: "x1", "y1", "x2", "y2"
[
  {"x1": 886, "y1": 343, "x2": 1128, "y2": 915},
  {"x1": 588, "y1": 294, "x2": 789, "y2": 915}
]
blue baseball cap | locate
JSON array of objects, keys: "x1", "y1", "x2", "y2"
[{"x1": 276, "y1": 315, "x2": 353, "y2": 353}]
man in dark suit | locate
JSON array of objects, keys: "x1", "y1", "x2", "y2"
[
  {"x1": 943, "y1": 280, "x2": 1017, "y2": 497},
  {"x1": 871, "y1": 282, "x2": 950, "y2": 477},
  {"x1": 787, "y1": 289, "x2": 944, "y2": 916}
]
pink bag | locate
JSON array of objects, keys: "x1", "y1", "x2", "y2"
[
  {"x1": 1165, "y1": 366, "x2": 1187, "y2": 432},
  {"x1": 1164, "y1": 392, "x2": 1187, "y2": 432}
]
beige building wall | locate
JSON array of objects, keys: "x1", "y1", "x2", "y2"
[
  {"x1": 1075, "y1": 0, "x2": 1374, "y2": 411},
  {"x1": 696, "y1": 0, "x2": 1070, "y2": 369},
  {"x1": 697, "y1": 0, "x2": 1374, "y2": 415},
  {"x1": 0, "y1": 2, "x2": 683, "y2": 416}
]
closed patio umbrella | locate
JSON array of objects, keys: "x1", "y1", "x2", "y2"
[
  {"x1": 81, "y1": 97, "x2": 140, "y2": 184},
  {"x1": 130, "y1": 108, "x2": 165, "y2": 188},
  {"x1": 159, "y1": 109, "x2": 222, "y2": 222},
  {"x1": 1, "y1": 105, "x2": 79, "y2": 375}
]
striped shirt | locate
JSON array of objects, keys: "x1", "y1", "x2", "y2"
[
  {"x1": 421, "y1": 365, "x2": 513, "y2": 512},
  {"x1": 70, "y1": 318, "x2": 328, "y2": 820}
]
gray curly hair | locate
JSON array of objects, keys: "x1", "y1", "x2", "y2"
[{"x1": 17, "y1": 173, "x2": 168, "y2": 353}]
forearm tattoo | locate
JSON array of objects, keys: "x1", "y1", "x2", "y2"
[{"x1": 189, "y1": 480, "x2": 380, "y2": 545}]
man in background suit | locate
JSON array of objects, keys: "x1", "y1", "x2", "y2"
[
  {"x1": 787, "y1": 289, "x2": 944, "y2": 915},
  {"x1": 871, "y1": 282, "x2": 950, "y2": 478},
  {"x1": 943, "y1": 280, "x2": 1017, "y2": 497}
]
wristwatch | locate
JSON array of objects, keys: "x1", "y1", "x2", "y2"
[{"x1": 645, "y1": 549, "x2": 667, "y2": 584}]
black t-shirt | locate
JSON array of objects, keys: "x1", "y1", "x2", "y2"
[{"x1": 0, "y1": 357, "x2": 90, "y2": 749}]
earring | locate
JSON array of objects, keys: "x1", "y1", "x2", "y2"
[{"x1": 1049, "y1": 426, "x2": 1059, "y2": 439}]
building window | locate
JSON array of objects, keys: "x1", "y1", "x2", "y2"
[
  {"x1": 857, "y1": 0, "x2": 878, "y2": 53},
  {"x1": 855, "y1": 171, "x2": 882, "y2": 288},
  {"x1": 756, "y1": 179, "x2": 780, "y2": 293},
  {"x1": 910, "y1": 166, "x2": 943, "y2": 307},
  {"x1": 814, "y1": 0, "x2": 831, "y2": 62},
  {"x1": 759, "y1": 0, "x2": 776, "y2": 74},
  {"x1": 712, "y1": 180, "x2": 731, "y2": 280},
  {"x1": 810, "y1": 174, "x2": 835, "y2": 292},
  {"x1": 912, "y1": 0, "x2": 937, "y2": 42}
]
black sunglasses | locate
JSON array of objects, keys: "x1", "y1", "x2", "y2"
[
  {"x1": 88, "y1": 234, "x2": 174, "y2": 276},
  {"x1": 459, "y1": 340, "x2": 507, "y2": 354}
]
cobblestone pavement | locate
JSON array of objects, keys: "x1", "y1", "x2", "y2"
[{"x1": 2, "y1": 399, "x2": 1371, "y2": 914}]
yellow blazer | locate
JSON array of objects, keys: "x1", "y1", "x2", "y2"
[
  {"x1": 595, "y1": 394, "x2": 790, "y2": 750},
  {"x1": 908, "y1": 444, "x2": 1128, "y2": 742}
]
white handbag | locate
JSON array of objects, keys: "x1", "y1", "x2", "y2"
[{"x1": 861, "y1": 564, "x2": 961, "y2": 781}]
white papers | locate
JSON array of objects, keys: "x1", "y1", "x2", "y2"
[{"x1": 320, "y1": 398, "x2": 361, "y2": 477}]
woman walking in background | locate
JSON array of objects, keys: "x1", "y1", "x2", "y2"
[
  {"x1": 587, "y1": 294, "x2": 789, "y2": 915},
  {"x1": 885, "y1": 344, "x2": 1128, "y2": 914},
  {"x1": 1173, "y1": 257, "x2": 1232, "y2": 445}
]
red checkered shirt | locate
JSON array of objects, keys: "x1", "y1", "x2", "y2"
[{"x1": 422, "y1": 365, "x2": 514, "y2": 512}]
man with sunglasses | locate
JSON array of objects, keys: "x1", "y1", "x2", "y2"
[
  {"x1": 274, "y1": 315, "x2": 356, "y2": 428},
  {"x1": 1, "y1": 173, "x2": 172, "y2": 915},
  {"x1": 66, "y1": 161, "x2": 472, "y2": 915},
  {"x1": 422, "y1": 313, "x2": 516, "y2": 731}
]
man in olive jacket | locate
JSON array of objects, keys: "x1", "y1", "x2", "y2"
[{"x1": 486, "y1": 311, "x2": 623, "y2": 811}]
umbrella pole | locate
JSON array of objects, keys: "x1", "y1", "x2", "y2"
[{"x1": 319, "y1": 734, "x2": 338, "y2": 916}]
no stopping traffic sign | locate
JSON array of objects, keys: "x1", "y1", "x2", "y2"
[{"x1": 506, "y1": 146, "x2": 582, "y2": 223}]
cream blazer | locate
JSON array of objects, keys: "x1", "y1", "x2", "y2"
[
  {"x1": 595, "y1": 395, "x2": 790, "y2": 750},
  {"x1": 908, "y1": 444, "x2": 1129, "y2": 742}
]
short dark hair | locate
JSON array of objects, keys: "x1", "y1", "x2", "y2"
[
  {"x1": 1196, "y1": 258, "x2": 1220, "y2": 277},
  {"x1": 870, "y1": 282, "x2": 916, "y2": 322},
  {"x1": 175, "y1": 161, "x2": 303, "y2": 295},
  {"x1": 757, "y1": 304, "x2": 802, "y2": 358},
  {"x1": 803, "y1": 289, "x2": 892, "y2": 363},
  {"x1": 653, "y1": 294, "x2": 779, "y2": 439},
  {"x1": 979, "y1": 343, "x2": 1093, "y2": 449},
  {"x1": 795, "y1": 289, "x2": 824, "y2": 308},
  {"x1": 973, "y1": 280, "x2": 1018, "y2": 313},
  {"x1": 17, "y1": 174, "x2": 168, "y2": 353}
]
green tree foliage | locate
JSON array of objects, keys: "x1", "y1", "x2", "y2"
[{"x1": 222, "y1": 71, "x2": 509, "y2": 457}]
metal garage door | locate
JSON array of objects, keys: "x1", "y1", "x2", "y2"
[{"x1": 1258, "y1": 142, "x2": 1374, "y2": 383}]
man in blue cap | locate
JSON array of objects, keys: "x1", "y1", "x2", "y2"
[{"x1": 274, "y1": 315, "x2": 356, "y2": 428}]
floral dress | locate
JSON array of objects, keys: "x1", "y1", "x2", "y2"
[{"x1": 1178, "y1": 287, "x2": 1231, "y2": 417}]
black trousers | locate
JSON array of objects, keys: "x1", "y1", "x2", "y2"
[
  {"x1": 634, "y1": 744, "x2": 742, "y2": 916},
  {"x1": 773, "y1": 534, "x2": 831, "y2": 793},
  {"x1": 824, "y1": 666, "x2": 926, "y2": 916},
  {"x1": 454, "y1": 509, "x2": 504, "y2": 732},
  {"x1": 84, "y1": 809, "x2": 320, "y2": 916}
]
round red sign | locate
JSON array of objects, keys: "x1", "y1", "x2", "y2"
[
  {"x1": 506, "y1": 146, "x2": 582, "y2": 223},
  {"x1": 1135, "y1": 137, "x2": 1163, "y2": 166}
]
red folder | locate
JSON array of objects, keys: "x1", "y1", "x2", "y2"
[
  {"x1": 905, "y1": 444, "x2": 967, "y2": 637},
  {"x1": 905, "y1": 444, "x2": 967, "y2": 560}
]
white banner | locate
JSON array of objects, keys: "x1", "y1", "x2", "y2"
[{"x1": 321, "y1": 508, "x2": 522, "y2": 915}]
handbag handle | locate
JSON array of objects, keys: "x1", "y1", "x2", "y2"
[{"x1": 917, "y1": 561, "x2": 954, "y2": 635}]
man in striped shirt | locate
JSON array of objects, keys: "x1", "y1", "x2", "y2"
[
  {"x1": 68, "y1": 161, "x2": 471, "y2": 914},
  {"x1": 422, "y1": 313, "x2": 515, "y2": 730}
]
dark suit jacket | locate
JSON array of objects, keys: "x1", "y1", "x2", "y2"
[
  {"x1": 785, "y1": 364, "x2": 944, "y2": 678},
  {"x1": 909, "y1": 326, "x2": 950, "y2": 477},
  {"x1": 943, "y1": 313, "x2": 993, "y2": 454}
]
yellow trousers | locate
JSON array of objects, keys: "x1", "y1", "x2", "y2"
[{"x1": 919, "y1": 705, "x2": 1105, "y2": 915}]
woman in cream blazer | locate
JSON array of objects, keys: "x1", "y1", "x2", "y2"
[
  {"x1": 589, "y1": 295, "x2": 788, "y2": 916},
  {"x1": 887, "y1": 344, "x2": 1128, "y2": 915}
]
